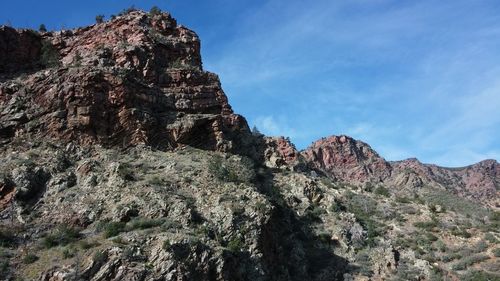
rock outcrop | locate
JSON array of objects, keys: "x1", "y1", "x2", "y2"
[
  {"x1": 262, "y1": 136, "x2": 304, "y2": 170},
  {"x1": 301, "y1": 135, "x2": 392, "y2": 183},
  {"x1": 0, "y1": 11, "x2": 251, "y2": 152}
]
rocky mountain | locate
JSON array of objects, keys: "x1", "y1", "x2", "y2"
[
  {"x1": 301, "y1": 135, "x2": 499, "y2": 208},
  {"x1": 0, "y1": 9, "x2": 498, "y2": 281}
]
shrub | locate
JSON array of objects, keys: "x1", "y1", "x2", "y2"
[
  {"x1": 78, "y1": 240, "x2": 98, "y2": 249},
  {"x1": 374, "y1": 186, "x2": 390, "y2": 197},
  {"x1": 304, "y1": 205, "x2": 325, "y2": 222},
  {"x1": 461, "y1": 270, "x2": 500, "y2": 281},
  {"x1": 413, "y1": 219, "x2": 439, "y2": 231},
  {"x1": 162, "y1": 240, "x2": 171, "y2": 250},
  {"x1": 118, "y1": 6, "x2": 136, "y2": 16},
  {"x1": 450, "y1": 227, "x2": 471, "y2": 238},
  {"x1": 395, "y1": 196, "x2": 412, "y2": 204},
  {"x1": 0, "y1": 229, "x2": 16, "y2": 247},
  {"x1": 493, "y1": 248, "x2": 500, "y2": 257},
  {"x1": 42, "y1": 226, "x2": 81, "y2": 248},
  {"x1": 39, "y1": 24, "x2": 47, "y2": 32},
  {"x1": 93, "y1": 250, "x2": 107, "y2": 264},
  {"x1": 95, "y1": 15, "x2": 104, "y2": 24},
  {"x1": 103, "y1": 222, "x2": 126, "y2": 238},
  {"x1": 40, "y1": 40, "x2": 60, "y2": 67},
  {"x1": 452, "y1": 254, "x2": 489, "y2": 271},
  {"x1": 117, "y1": 162, "x2": 135, "y2": 181},
  {"x1": 434, "y1": 240, "x2": 446, "y2": 252},
  {"x1": 150, "y1": 6, "x2": 162, "y2": 15},
  {"x1": 329, "y1": 201, "x2": 345, "y2": 212},
  {"x1": 128, "y1": 217, "x2": 164, "y2": 230},
  {"x1": 22, "y1": 254, "x2": 38, "y2": 264},
  {"x1": 484, "y1": 233, "x2": 497, "y2": 244},
  {"x1": 227, "y1": 237, "x2": 243, "y2": 253},
  {"x1": 112, "y1": 236, "x2": 127, "y2": 245},
  {"x1": 208, "y1": 156, "x2": 243, "y2": 182},
  {"x1": 62, "y1": 247, "x2": 76, "y2": 259}
]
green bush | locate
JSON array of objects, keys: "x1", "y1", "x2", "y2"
[
  {"x1": 395, "y1": 196, "x2": 412, "y2": 204},
  {"x1": 329, "y1": 201, "x2": 345, "y2": 212},
  {"x1": 452, "y1": 254, "x2": 489, "y2": 271},
  {"x1": 62, "y1": 247, "x2": 76, "y2": 259},
  {"x1": 22, "y1": 253, "x2": 38, "y2": 264},
  {"x1": 461, "y1": 270, "x2": 500, "y2": 281},
  {"x1": 78, "y1": 240, "x2": 98, "y2": 249},
  {"x1": 128, "y1": 217, "x2": 164, "y2": 230},
  {"x1": 208, "y1": 156, "x2": 237, "y2": 182},
  {"x1": 40, "y1": 40, "x2": 60, "y2": 67},
  {"x1": 103, "y1": 222, "x2": 126, "y2": 238},
  {"x1": 39, "y1": 24, "x2": 47, "y2": 32},
  {"x1": 150, "y1": 6, "x2": 162, "y2": 15},
  {"x1": 374, "y1": 186, "x2": 390, "y2": 197},
  {"x1": 0, "y1": 229, "x2": 16, "y2": 247},
  {"x1": 101, "y1": 217, "x2": 164, "y2": 238},
  {"x1": 493, "y1": 248, "x2": 500, "y2": 257},
  {"x1": 450, "y1": 227, "x2": 471, "y2": 238},
  {"x1": 227, "y1": 237, "x2": 243, "y2": 253},
  {"x1": 413, "y1": 218, "x2": 439, "y2": 231},
  {"x1": 42, "y1": 226, "x2": 81, "y2": 248},
  {"x1": 162, "y1": 240, "x2": 171, "y2": 250},
  {"x1": 304, "y1": 205, "x2": 325, "y2": 222},
  {"x1": 93, "y1": 250, "x2": 107, "y2": 264},
  {"x1": 484, "y1": 233, "x2": 497, "y2": 244},
  {"x1": 95, "y1": 15, "x2": 104, "y2": 24}
]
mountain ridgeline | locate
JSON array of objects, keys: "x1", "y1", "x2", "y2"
[{"x1": 0, "y1": 9, "x2": 498, "y2": 281}]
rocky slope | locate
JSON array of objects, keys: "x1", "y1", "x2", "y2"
[{"x1": 0, "y1": 9, "x2": 498, "y2": 281}]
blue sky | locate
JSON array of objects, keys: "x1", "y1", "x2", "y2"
[{"x1": 1, "y1": 0, "x2": 499, "y2": 167}]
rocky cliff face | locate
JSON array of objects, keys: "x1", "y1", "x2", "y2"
[
  {"x1": 301, "y1": 135, "x2": 392, "y2": 183},
  {"x1": 0, "y1": 11, "x2": 251, "y2": 152}
]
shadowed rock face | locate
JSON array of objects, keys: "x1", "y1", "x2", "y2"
[
  {"x1": 0, "y1": 11, "x2": 250, "y2": 152},
  {"x1": 0, "y1": 26, "x2": 42, "y2": 74}
]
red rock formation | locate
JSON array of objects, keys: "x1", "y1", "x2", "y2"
[
  {"x1": 0, "y1": 11, "x2": 250, "y2": 152},
  {"x1": 301, "y1": 135, "x2": 392, "y2": 183},
  {"x1": 263, "y1": 136, "x2": 304, "y2": 170}
]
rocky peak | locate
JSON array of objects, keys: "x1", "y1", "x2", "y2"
[
  {"x1": 301, "y1": 135, "x2": 392, "y2": 183},
  {"x1": 0, "y1": 10, "x2": 251, "y2": 152}
]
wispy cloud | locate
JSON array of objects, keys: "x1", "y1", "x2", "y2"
[{"x1": 200, "y1": 0, "x2": 500, "y2": 166}]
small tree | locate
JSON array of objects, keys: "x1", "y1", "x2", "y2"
[
  {"x1": 150, "y1": 6, "x2": 162, "y2": 15},
  {"x1": 251, "y1": 126, "x2": 262, "y2": 136},
  {"x1": 95, "y1": 15, "x2": 105, "y2": 24},
  {"x1": 39, "y1": 24, "x2": 47, "y2": 32}
]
